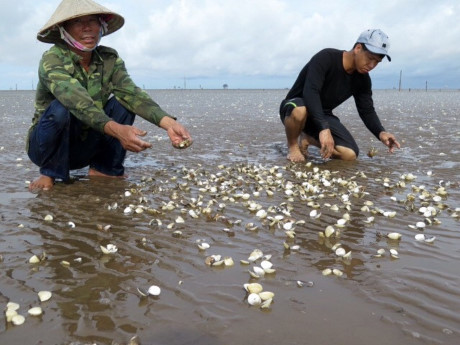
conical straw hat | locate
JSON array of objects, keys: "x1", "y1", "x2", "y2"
[{"x1": 37, "y1": 0, "x2": 124, "y2": 43}]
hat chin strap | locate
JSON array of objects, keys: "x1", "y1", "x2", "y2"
[{"x1": 58, "y1": 25, "x2": 102, "y2": 52}]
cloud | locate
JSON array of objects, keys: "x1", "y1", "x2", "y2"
[{"x1": 0, "y1": 0, "x2": 459, "y2": 89}]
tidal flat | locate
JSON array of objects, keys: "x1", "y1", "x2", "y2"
[{"x1": 0, "y1": 89, "x2": 459, "y2": 345}]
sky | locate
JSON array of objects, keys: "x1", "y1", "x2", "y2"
[{"x1": 0, "y1": 0, "x2": 459, "y2": 90}]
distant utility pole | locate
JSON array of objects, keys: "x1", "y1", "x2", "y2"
[
  {"x1": 184, "y1": 76, "x2": 186, "y2": 90},
  {"x1": 425, "y1": 81, "x2": 428, "y2": 92},
  {"x1": 398, "y1": 70, "x2": 402, "y2": 91}
]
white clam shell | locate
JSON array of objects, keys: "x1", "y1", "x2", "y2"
[
  {"x1": 256, "y1": 209, "x2": 267, "y2": 219},
  {"x1": 148, "y1": 285, "x2": 161, "y2": 296},
  {"x1": 258, "y1": 291, "x2": 275, "y2": 301},
  {"x1": 252, "y1": 266, "x2": 265, "y2": 276},
  {"x1": 7, "y1": 302, "x2": 20, "y2": 311},
  {"x1": 224, "y1": 257, "x2": 234, "y2": 266},
  {"x1": 324, "y1": 226, "x2": 335, "y2": 238},
  {"x1": 28, "y1": 307, "x2": 43, "y2": 316},
  {"x1": 247, "y1": 293, "x2": 262, "y2": 306},
  {"x1": 244, "y1": 283, "x2": 263, "y2": 294},
  {"x1": 100, "y1": 244, "x2": 118, "y2": 254},
  {"x1": 5, "y1": 309, "x2": 18, "y2": 322},
  {"x1": 260, "y1": 297, "x2": 273, "y2": 309},
  {"x1": 283, "y1": 222, "x2": 294, "y2": 231},
  {"x1": 260, "y1": 260, "x2": 273, "y2": 270},
  {"x1": 335, "y1": 247, "x2": 346, "y2": 257},
  {"x1": 416, "y1": 221, "x2": 426, "y2": 228},
  {"x1": 29, "y1": 255, "x2": 41, "y2": 264},
  {"x1": 415, "y1": 234, "x2": 426, "y2": 241},
  {"x1": 248, "y1": 249, "x2": 263, "y2": 261},
  {"x1": 198, "y1": 242, "x2": 210, "y2": 250},
  {"x1": 38, "y1": 291, "x2": 52, "y2": 302},
  {"x1": 11, "y1": 314, "x2": 25, "y2": 325},
  {"x1": 44, "y1": 214, "x2": 53, "y2": 221},
  {"x1": 322, "y1": 268, "x2": 332, "y2": 276},
  {"x1": 387, "y1": 232, "x2": 402, "y2": 240},
  {"x1": 332, "y1": 269, "x2": 343, "y2": 277}
]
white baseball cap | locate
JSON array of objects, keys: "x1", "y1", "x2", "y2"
[{"x1": 356, "y1": 29, "x2": 391, "y2": 61}]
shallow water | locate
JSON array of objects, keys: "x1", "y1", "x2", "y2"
[{"x1": 0, "y1": 89, "x2": 459, "y2": 345}]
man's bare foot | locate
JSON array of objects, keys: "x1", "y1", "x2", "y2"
[
  {"x1": 88, "y1": 168, "x2": 127, "y2": 178},
  {"x1": 29, "y1": 175, "x2": 55, "y2": 192},
  {"x1": 287, "y1": 145, "x2": 306, "y2": 162}
]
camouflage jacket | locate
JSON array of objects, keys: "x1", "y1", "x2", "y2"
[{"x1": 28, "y1": 43, "x2": 172, "y2": 141}]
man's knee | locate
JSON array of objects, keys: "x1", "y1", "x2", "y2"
[
  {"x1": 335, "y1": 146, "x2": 358, "y2": 161},
  {"x1": 290, "y1": 106, "x2": 307, "y2": 122},
  {"x1": 44, "y1": 100, "x2": 71, "y2": 129}
]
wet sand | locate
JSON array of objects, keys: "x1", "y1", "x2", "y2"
[{"x1": 0, "y1": 89, "x2": 459, "y2": 345}]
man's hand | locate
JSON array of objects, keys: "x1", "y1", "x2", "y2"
[
  {"x1": 379, "y1": 131, "x2": 401, "y2": 153},
  {"x1": 319, "y1": 129, "x2": 335, "y2": 159},
  {"x1": 104, "y1": 121, "x2": 152, "y2": 152},
  {"x1": 159, "y1": 117, "x2": 193, "y2": 149}
]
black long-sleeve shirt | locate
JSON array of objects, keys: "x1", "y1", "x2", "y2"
[{"x1": 284, "y1": 48, "x2": 385, "y2": 138}]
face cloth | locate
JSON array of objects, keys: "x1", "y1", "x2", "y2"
[{"x1": 58, "y1": 18, "x2": 108, "y2": 52}]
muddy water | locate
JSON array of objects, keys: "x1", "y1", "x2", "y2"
[{"x1": 0, "y1": 89, "x2": 459, "y2": 345}]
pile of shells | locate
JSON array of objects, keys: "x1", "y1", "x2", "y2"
[{"x1": 92, "y1": 160, "x2": 457, "y2": 312}]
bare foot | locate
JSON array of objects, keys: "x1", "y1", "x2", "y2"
[
  {"x1": 287, "y1": 145, "x2": 306, "y2": 162},
  {"x1": 88, "y1": 168, "x2": 127, "y2": 178},
  {"x1": 29, "y1": 175, "x2": 55, "y2": 192}
]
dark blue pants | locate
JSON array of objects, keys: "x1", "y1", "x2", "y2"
[{"x1": 27, "y1": 97, "x2": 135, "y2": 181}]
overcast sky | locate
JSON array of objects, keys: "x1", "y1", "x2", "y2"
[{"x1": 1, "y1": 0, "x2": 459, "y2": 90}]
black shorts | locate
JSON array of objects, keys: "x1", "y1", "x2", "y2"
[{"x1": 279, "y1": 97, "x2": 359, "y2": 156}]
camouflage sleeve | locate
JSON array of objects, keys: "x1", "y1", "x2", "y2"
[
  {"x1": 110, "y1": 57, "x2": 175, "y2": 126},
  {"x1": 39, "y1": 51, "x2": 111, "y2": 133}
]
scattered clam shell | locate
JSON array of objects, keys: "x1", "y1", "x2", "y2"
[
  {"x1": 100, "y1": 244, "x2": 118, "y2": 254},
  {"x1": 5, "y1": 309, "x2": 18, "y2": 322},
  {"x1": 332, "y1": 269, "x2": 343, "y2": 277},
  {"x1": 324, "y1": 226, "x2": 335, "y2": 238},
  {"x1": 416, "y1": 221, "x2": 426, "y2": 229},
  {"x1": 415, "y1": 234, "x2": 426, "y2": 241},
  {"x1": 244, "y1": 283, "x2": 263, "y2": 294},
  {"x1": 38, "y1": 291, "x2": 52, "y2": 302},
  {"x1": 335, "y1": 247, "x2": 346, "y2": 257},
  {"x1": 322, "y1": 268, "x2": 332, "y2": 276},
  {"x1": 259, "y1": 291, "x2": 275, "y2": 301},
  {"x1": 309, "y1": 210, "x2": 321, "y2": 219},
  {"x1": 11, "y1": 314, "x2": 25, "y2": 325},
  {"x1": 147, "y1": 285, "x2": 161, "y2": 296},
  {"x1": 7, "y1": 302, "x2": 20, "y2": 311},
  {"x1": 44, "y1": 214, "x2": 53, "y2": 221},
  {"x1": 389, "y1": 249, "x2": 399, "y2": 259},
  {"x1": 387, "y1": 232, "x2": 402, "y2": 240},
  {"x1": 224, "y1": 257, "x2": 234, "y2": 266},
  {"x1": 247, "y1": 293, "x2": 262, "y2": 306},
  {"x1": 248, "y1": 249, "x2": 263, "y2": 262},
  {"x1": 29, "y1": 255, "x2": 41, "y2": 264},
  {"x1": 137, "y1": 287, "x2": 149, "y2": 297},
  {"x1": 363, "y1": 216, "x2": 375, "y2": 223},
  {"x1": 198, "y1": 242, "x2": 210, "y2": 250},
  {"x1": 260, "y1": 260, "x2": 273, "y2": 270},
  {"x1": 252, "y1": 266, "x2": 265, "y2": 277},
  {"x1": 260, "y1": 298, "x2": 273, "y2": 309},
  {"x1": 28, "y1": 307, "x2": 43, "y2": 316}
]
